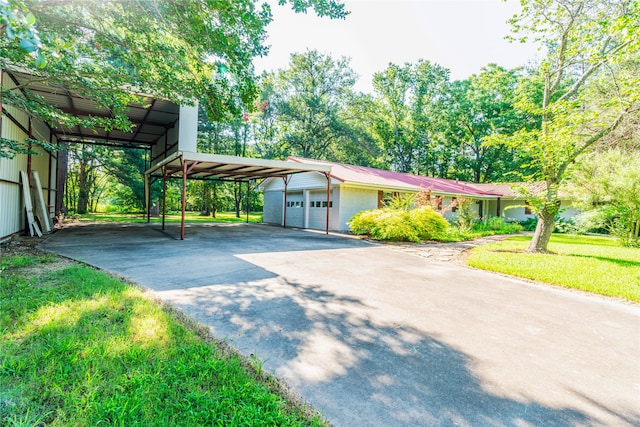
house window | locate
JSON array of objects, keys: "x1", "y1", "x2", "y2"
[
  {"x1": 286, "y1": 201, "x2": 290, "y2": 207},
  {"x1": 295, "y1": 201, "x2": 300, "y2": 208},
  {"x1": 300, "y1": 201, "x2": 304, "y2": 208},
  {"x1": 451, "y1": 197, "x2": 457, "y2": 213},
  {"x1": 322, "y1": 201, "x2": 327, "y2": 207},
  {"x1": 525, "y1": 201, "x2": 532, "y2": 215}
]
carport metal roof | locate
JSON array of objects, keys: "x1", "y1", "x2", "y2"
[
  {"x1": 5, "y1": 69, "x2": 179, "y2": 149},
  {"x1": 144, "y1": 151, "x2": 333, "y2": 239},
  {"x1": 146, "y1": 151, "x2": 331, "y2": 182}
]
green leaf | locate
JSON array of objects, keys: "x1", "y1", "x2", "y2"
[
  {"x1": 26, "y1": 11, "x2": 36, "y2": 26},
  {"x1": 19, "y1": 38, "x2": 37, "y2": 52},
  {"x1": 35, "y1": 51, "x2": 46, "y2": 69}
]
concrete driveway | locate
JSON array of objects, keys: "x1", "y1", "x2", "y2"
[{"x1": 42, "y1": 223, "x2": 640, "y2": 426}]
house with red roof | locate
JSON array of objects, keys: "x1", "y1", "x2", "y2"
[{"x1": 259, "y1": 157, "x2": 578, "y2": 232}]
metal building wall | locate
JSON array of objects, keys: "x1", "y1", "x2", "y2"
[{"x1": 1, "y1": 70, "x2": 58, "y2": 239}]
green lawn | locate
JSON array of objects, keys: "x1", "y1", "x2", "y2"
[
  {"x1": 468, "y1": 234, "x2": 640, "y2": 302},
  {"x1": 72, "y1": 211, "x2": 263, "y2": 224},
  {"x1": 0, "y1": 254, "x2": 323, "y2": 426}
]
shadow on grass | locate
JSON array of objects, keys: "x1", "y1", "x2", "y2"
[
  {"x1": 0, "y1": 265, "x2": 319, "y2": 426},
  {"x1": 568, "y1": 253, "x2": 640, "y2": 268}
]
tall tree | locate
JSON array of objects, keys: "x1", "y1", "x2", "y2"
[
  {"x1": 371, "y1": 63, "x2": 414, "y2": 173},
  {"x1": 371, "y1": 60, "x2": 450, "y2": 174},
  {"x1": 0, "y1": 0, "x2": 348, "y2": 157},
  {"x1": 444, "y1": 64, "x2": 530, "y2": 182},
  {"x1": 270, "y1": 50, "x2": 357, "y2": 160},
  {"x1": 489, "y1": 0, "x2": 640, "y2": 252}
]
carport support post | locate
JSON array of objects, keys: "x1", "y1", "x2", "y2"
[
  {"x1": 162, "y1": 164, "x2": 167, "y2": 231},
  {"x1": 282, "y1": 176, "x2": 290, "y2": 229},
  {"x1": 246, "y1": 180, "x2": 250, "y2": 224},
  {"x1": 325, "y1": 172, "x2": 331, "y2": 234},
  {"x1": 181, "y1": 161, "x2": 187, "y2": 240},
  {"x1": 144, "y1": 171, "x2": 150, "y2": 223}
]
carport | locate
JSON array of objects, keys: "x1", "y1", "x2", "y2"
[
  {"x1": 144, "y1": 151, "x2": 332, "y2": 240},
  {"x1": 4, "y1": 68, "x2": 333, "y2": 240}
]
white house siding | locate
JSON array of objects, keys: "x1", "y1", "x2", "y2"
[
  {"x1": 263, "y1": 190, "x2": 283, "y2": 225},
  {"x1": 261, "y1": 172, "x2": 331, "y2": 192},
  {"x1": 495, "y1": 199, "x2": 532, "y2": 222},
  {"x1": 484, "y1": 198, "x2": 579, "y2": 222},
  {"x1": 337, "y1": 186, "x2": 378, "y2": 232},
  {"x1": 261, "y1": 172, "x2": 336, "y2": 230},
  {"x1": 559, "y1": 201, "x2": 580, "y2": 220}
]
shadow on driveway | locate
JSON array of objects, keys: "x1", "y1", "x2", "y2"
[{"x1": 42, "y1": 222, "x2": 640, "y2": 426}]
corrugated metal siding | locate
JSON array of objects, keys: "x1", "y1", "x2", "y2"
[
  {"x1": 0, "y1": 119, "x2": 28, "y2": 238},
  {"x1": 1, "y1": 70, "x2": 57, "y2": 237},
  {"x1": 0, "y1": 183, "x2": 21, "y2": 237}
]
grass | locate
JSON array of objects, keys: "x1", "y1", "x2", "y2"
[
  {"x1": 0, "y1": 254, "x2": 324, "y2": 426},
  {"x1": 468, "y1": 234, "x2": 640, "y2": 302},
  {"x1": 71, "y1": 211, "x2": 263, "y2": 224}
]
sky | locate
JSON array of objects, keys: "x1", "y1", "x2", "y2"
[{"x1": 253, "y1": 0, "x2": 541, "y2": 93}]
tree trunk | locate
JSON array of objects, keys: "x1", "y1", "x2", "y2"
[
  {"x1": 234, "y1": 183, "x2": 242, "y2": 218},
  {"x1": 527, "y1": 207, "x2": 555, "y2": 253},
  {"x1": 77, "y1": 167, "x2": 89, "y2": 214}
]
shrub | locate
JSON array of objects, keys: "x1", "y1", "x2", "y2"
[
  {"x1": 487, "y1": 216, "x2": 506, "y2": 230},
  {"x1": 348, "y1": 206, "x2": 449, "y2": 242},
  {"x1": 409, "y1": 206, "x2": 450, "y2": 240},
  {"x1": 348, "y1": 209, "x2": 380, "y2": 235},
  {"x1": 374, "y1": 209, "x2": 421, "y2": 242},
  {"x1": 519, "y1": 217, "x2": 538, "y2": 231},
  {"x1": 554, "y1": 216, "x2": 578, "y2": 234},
  {"x1": 455, "y1": 198, "x2": 476, "y2": 231}
]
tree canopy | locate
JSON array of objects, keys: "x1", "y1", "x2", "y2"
[{"x1": 0, "y1": 0, "x2": 347, "y2": 157}]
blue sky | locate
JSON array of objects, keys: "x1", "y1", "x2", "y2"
[{"x1": 253, "y1": 0, "x2": 540, "y2": 93}]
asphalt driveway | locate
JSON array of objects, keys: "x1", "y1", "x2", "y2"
[{"x1": 42, "y1": 223, "x2": 640, "y2": 426}]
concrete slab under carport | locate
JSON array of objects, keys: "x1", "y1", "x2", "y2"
[{"x1": 41, "y1": 223, "x2": 640, "y2": 426}]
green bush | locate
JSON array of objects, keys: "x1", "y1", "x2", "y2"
[
  {"x1": 472, "y1": 217, "x2": 524, "y2": 235},
  {"x1": 554, "y1": 216, "x2": 578, "y2": 234},
  {"x1": 409, "y1": 206, "x2": 450, "y2": 240},
  {"x1": 347, "y1": 209, "x2": 380, "y2": 235},
  {"x1": 519, "y1": 217, "x2": 538, "y2": 231},
  {"x1": 348, "y1": 206, "x2": 449, "y2": 242}
]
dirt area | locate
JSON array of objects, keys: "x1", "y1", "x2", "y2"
[
  {"x1": 1, "y1": 233, "x2": 46, "y2": 256},
  {"x1": 0, "y1": 232, "x2": 74, "y2": 277}
]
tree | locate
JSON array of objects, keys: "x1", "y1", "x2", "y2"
[
  {"x1": 444, "y1": 65, "x2": 531, "y2": 183},
  {"x1": 0, "y1": 0, "x2": 348, "y2": 157},
  {"x1": 569, "y1": 149, "x2": 640, "y2": 246},
  {"x1": 371, "y1": 60, "x2": 450, "y2": 174},
  {"x1": 490, "y1": 0, "x2": 640, "y2": 253},
  {"x1": 269, "y1": 50, "x2": 357, "y2": 160}
]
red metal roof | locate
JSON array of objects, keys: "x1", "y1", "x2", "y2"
[{"x1": 287, "y1": 157, "x2": 504, "y2": 197}]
